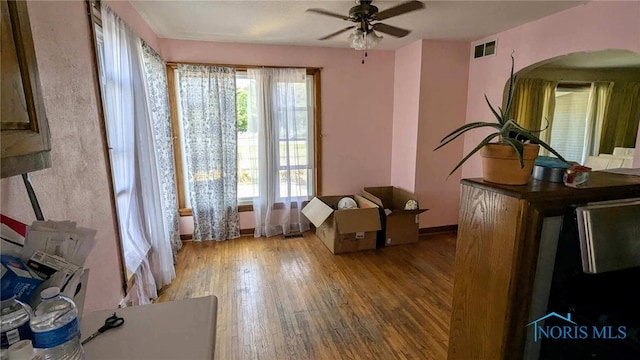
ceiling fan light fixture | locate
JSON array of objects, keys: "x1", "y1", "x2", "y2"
[{"x1": 349, "y1": 29, "x2": 383, "y2": 50}]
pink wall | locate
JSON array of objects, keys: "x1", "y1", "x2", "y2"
[
  {"x1": 104, "y1": 0, "x2": 162, "y2": 54},
  {"x1": 162, "y1": 39, "x2": 396, "y2": 196},
  {"x1": 390, "y1": 41, "x2": 422, "y2": 192},
  {"x1": 0, "y1": 1, "x2": 123, "y2": 311},
  {"x1": 462, "y1": 1, "x2": 640, "y2": 179},
  {"x1": 415, "y1": 40, "x2": 469, "y2": 228}
]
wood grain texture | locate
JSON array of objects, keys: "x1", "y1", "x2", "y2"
[
  {"x1": 1, "y1": 0, "x2": 30, "y2": 129},
  {"x1": 449, "y1": 175, "x2": 640, "y2": 360},
  {"x1": 1, "y1": 0, "x2": 51, "y2": 178},
  {"x1": 447, "y1": 184, "x2": 525, "y2": 360},
  {"x1": 312, "y1": 69, "x2": 322, "y2": 196},
  {"x1": 157, "y1": 231, "x2": 456, "y2": 360},
  {"x1": 502, "y1": 204, "x2": 543, "y2": 359},
  {"x1": 462, "y1": 173, "x2": 640, "y2": 215},
  {"x1": 166, "y1": 64, "x2": 186, "y2": 210}
]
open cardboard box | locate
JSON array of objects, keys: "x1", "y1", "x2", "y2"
[
  {"x1": 301, "y1": 195, "x2": 381, "y2": 254},
  {"x1": 361, "y1": 186, "x2": 428, "y2": 246}
]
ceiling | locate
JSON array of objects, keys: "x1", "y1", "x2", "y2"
[{"x1": 129, "y1": 1, "x2": 586, "y2": 50}]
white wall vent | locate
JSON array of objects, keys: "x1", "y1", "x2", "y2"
[{"x1": 474, "y1": 39, "x2": 497, "y2": 59}]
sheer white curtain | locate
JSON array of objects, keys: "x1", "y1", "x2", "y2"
[
  {"x1": 248, "y1": 68, "x2": 311, "y2": 237},
  {"x1": 101, "y1": 4, "x2": 174, "y2": 303},
  {"x1": 582, "y1": 81, "x2": 613, "y2": 163}
]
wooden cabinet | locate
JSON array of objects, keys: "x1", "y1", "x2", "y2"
[
  {"x1": 1, "y1": 0, "x2": 50, "y2": 178},
  {"x1": 447, "y1": 172, "x2": 640, "y2": 360}
]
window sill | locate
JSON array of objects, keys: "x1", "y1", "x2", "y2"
[
  {"x1": 178, "y1": 200, "x2": 310, "y2": 217},
  {"x1": 179, "y1": 205, "x2": 253, "y2": 217}
]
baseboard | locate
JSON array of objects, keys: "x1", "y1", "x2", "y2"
[
  {"x1": 181, "y1": 229, "x2": 254, "y2": 240},
  {"x1": 419, "y1": 225, "x2": 458, "y2": 235},
  {"x1": 183, "y1": 227, "x2": 451, "y2": 240}
]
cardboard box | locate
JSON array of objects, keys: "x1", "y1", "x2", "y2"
[
  {"x1": 361, "y1": 186, "x2": 428, "y2": 246},
  {"x1": 1, "y1": 255, "x2": 43, "y2": 302},
  {"x1": 302, "y1": 195, "x2": 381, "y2": 254}
]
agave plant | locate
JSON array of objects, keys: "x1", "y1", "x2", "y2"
[{"x1": 435, "y1": 55, "x2": 567, "y2": 176}]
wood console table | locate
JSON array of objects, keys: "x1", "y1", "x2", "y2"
[{"x1": 447, "y1": 171, "x2": 640, "y2": 360}]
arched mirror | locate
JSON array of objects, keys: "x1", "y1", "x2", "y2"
[{"x1": 505, "y1": 49, "x2": 640, "y2": 170}]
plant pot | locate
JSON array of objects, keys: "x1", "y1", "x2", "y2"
[{"x1": 480, "y1": 143, "x2": 540, "y2": 185}]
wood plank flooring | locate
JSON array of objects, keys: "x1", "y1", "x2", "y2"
[{"x1": 157, "y1": 231, "x2": 456, "y2": 360}]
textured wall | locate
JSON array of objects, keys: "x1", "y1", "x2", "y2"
[
  {"x1": 462, "y1": 1, "x2": 640, "y2": 179},
  {"x1": 0, "y1": 1, "x2": 123, "y2": 311}
]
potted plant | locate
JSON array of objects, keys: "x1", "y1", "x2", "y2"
[{"x1": 435, "y1": 55, "x2": 567, "y2": 185}]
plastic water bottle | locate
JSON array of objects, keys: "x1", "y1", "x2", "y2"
[
  {"x1": 29, "y1": 288, "x2": 84, "y2": 360},
  {"x1": 1, "y1": 295, "x2": 33, "y2": 359},
  {"x1": 7, "y1": 340, "x2": 42, "y2": 360}
]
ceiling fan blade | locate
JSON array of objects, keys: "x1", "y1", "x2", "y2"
[
  {"x1": 306, "y1": 8, "x2": 351, "y2": 21},
  {"x1": 374, "y1": 1, "x2": 424, "y2": 21},
  {"x1": 318, "y1": 26, "x2": 356, "y2": 40},
  {"x1": 372, "y1": 23, "x2": 411, "y2": 38}
]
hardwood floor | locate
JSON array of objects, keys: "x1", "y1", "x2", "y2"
[{"x1": 157, "y1": 231, "x2": 456, "y2": 360}]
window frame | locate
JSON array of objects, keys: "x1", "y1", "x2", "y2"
[
  {"x1": 272, "y1": 75, "x2": 315, "y2": 204},
  {"x1": 166, "y1": 63, "x2": 322, "y2": 216},
  {"x1": 549, "y1": 82, "x2": 592, "y2": 163}
]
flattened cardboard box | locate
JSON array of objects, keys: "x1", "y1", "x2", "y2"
[
  {"x1": 302, "y1": 195, "x2": 381, "y2": 254},
  {"x1": 362, "y1": 186, "x2": 428, "y2": 246}
]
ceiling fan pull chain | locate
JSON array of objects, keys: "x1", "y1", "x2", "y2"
[{"x1": 362, "y1": 32, "x2": 368, "y2": 64}]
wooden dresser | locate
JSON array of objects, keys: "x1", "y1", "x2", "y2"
[{"x1": 447, "y1": 171, "x2": 640, "y2": 360}]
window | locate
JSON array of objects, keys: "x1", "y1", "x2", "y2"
[
  {"x1": 236, "y1": 73, "x2": 258, "y2": 201},
  {"x1": 168, "y1": 66, "x2": 320, "y2": 214},
  {"x1": 549, "y1": 86, "x2": 591, "y2": 163}
]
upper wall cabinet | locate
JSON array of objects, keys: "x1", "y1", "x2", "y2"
[{"x1": 1, "y1": 0, "x2": 51, "y2": 178}]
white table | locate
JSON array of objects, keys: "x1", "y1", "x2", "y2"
[{"x1": 80, "y1": 295, "x2": 217, "y2": 360}]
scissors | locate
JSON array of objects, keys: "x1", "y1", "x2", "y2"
[{"x1": 81, "y1": 312, "x2": 125, "y2": 345}]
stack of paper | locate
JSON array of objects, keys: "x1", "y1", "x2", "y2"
[
  {"x1": 21, "y1": 221, "x2": 96, "y2": 301},
  {"x1": 1, "y1": 217, "x2": 96, "y2": 310},
  {"x1": 576, "y1": 198, "x2": 640, "y2": 274}
]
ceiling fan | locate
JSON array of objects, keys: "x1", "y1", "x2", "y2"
[{"x1": 307, "y1": 0, "x2": 425, "y2": 44}]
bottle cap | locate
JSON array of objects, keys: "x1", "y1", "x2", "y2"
[
  {"x1": 8, "y1": 340, "x2": 35, "y2": 360},
  {"x1": 40, "y1": 287, "x2": 60, "y2": 300}
]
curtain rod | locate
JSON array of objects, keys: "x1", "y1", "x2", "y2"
[
  {"x1": 556, "y1": 82, "x2": 594, "y2": 89},
  {"x1": 166, "y1": 61, "x2": 321, "y2": 73}
]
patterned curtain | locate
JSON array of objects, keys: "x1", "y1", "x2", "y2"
[
  {"x1": 178, "y1": 65, "x2": 240, "y2": 241},
  {"x1": 140, "y1": 43, "x2": 182, "y2": 261}
]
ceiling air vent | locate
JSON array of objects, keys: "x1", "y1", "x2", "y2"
[{"x1": 474, "y1": 39, "x2": 497, "y2": 59}]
